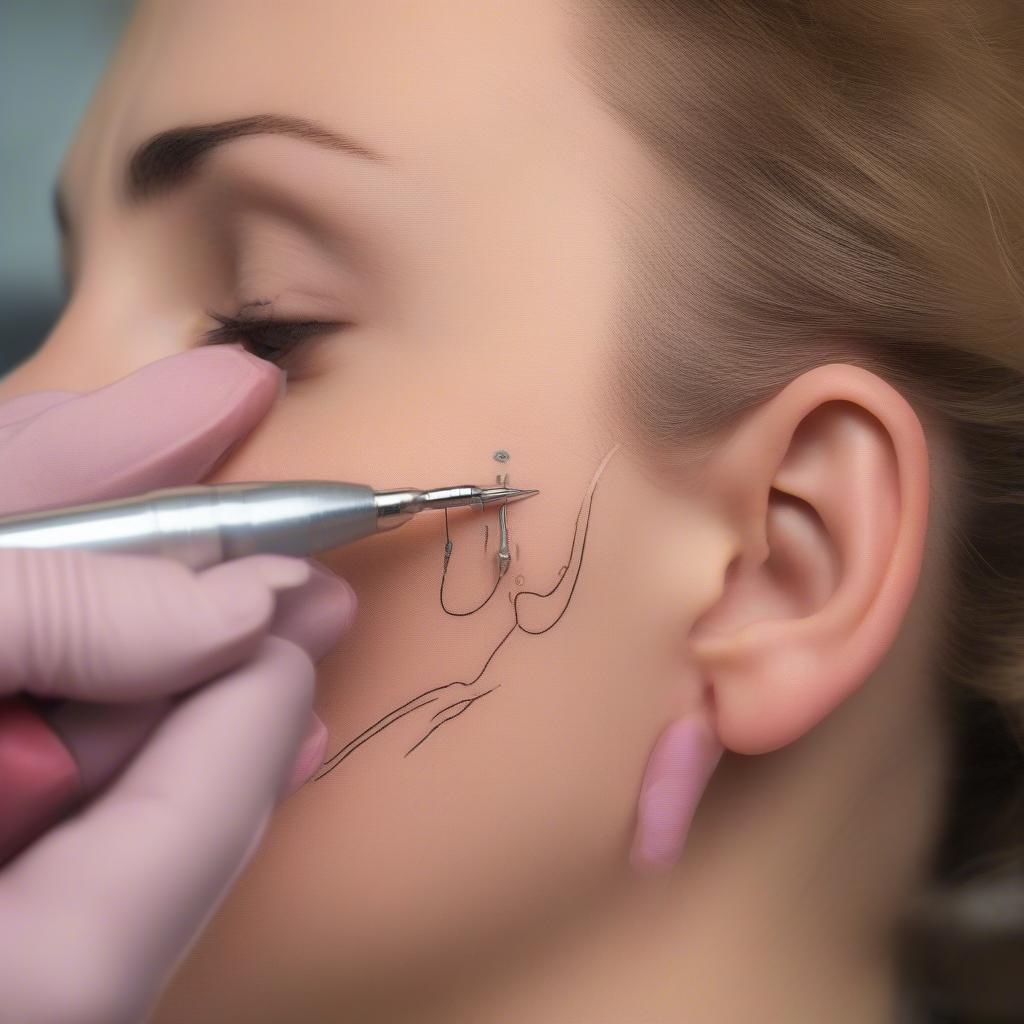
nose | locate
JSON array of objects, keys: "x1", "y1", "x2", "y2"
[{"x1": 0, "y1": 287, "x2": 163, "y2": 403}]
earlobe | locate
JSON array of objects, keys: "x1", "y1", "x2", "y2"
[{"x1": 690, "y1": 364, "x2": 930, "y2": 756}]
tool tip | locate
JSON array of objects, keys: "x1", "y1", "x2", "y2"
[{"x1": 479, "y1": 485, "x2": 540, "y2": 506}]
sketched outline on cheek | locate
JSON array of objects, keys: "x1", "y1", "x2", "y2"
[
  {"x1": 438, "y1": 505, "x2": 503, "y2": 616},
  {"x1": 313, "y1": 444, "x2": 622, "y2": 779}
]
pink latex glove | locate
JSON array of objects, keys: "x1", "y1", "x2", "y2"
[{"x1": 0, "y1": 346, "x2": 356, "y2": 1024}]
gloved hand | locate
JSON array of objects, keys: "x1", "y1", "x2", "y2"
[{"x1": 0, "y1": 345, "x2": 356, "y2": 1024}]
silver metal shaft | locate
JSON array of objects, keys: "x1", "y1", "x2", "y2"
[{"x1": 0, "y1": 481, "x2": 540, "y2": 571}]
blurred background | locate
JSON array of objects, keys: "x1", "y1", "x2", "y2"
[{"x1": 1, "y1": 0, "x2": 133, "y2": 374}]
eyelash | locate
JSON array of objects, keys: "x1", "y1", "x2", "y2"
[{"x1": 202, "y1": 310, "x2": 340, "y2": 367}]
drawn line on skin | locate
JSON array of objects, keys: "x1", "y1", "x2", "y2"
[
  {"x1": 314, "y1": 698, "x2": 443, "y2": 772},
  {"x1": 316, "y1": 446, "x2": 618, "y2": 777},
  {"x1": 315, "y1": 622, "x2": 518, "y2": 778},
  {"x1": 408, "y1": 685, "x2": 500, "y2": 755},
  {"x1": 442, "y1": 469, "x2": 518, "y2": 614},
  {"x1": 439, "y1": 505, "x2": 503, "y2": 615},
  {"x1": 314, "y1": 444, "x2": 622, "y2": 779},
  {"x1": 430, "y1": 696, "x2": 475, "y2": 723},
  {"x1": 511, "y1": 479, "x2": 594, "y2": 635}
]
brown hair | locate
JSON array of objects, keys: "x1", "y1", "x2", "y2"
[{"x1": 570, "y1": 1, "x2": 1024, "y2": 1020}]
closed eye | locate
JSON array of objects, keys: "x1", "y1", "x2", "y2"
[{"x1": 202, "y1": 310, "x2": 341, "y2": 367}]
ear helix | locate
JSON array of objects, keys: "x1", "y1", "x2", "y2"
[{"x1": 629, "y1": 715, "x2": 723, "y2": 872}]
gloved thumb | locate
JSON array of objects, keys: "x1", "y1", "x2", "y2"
[{"x1": 0, "y1": 344, "x2": 282, "y2": 516}]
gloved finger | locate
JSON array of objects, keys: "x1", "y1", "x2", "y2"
[
  {"x1": 0, "y1": 636, "x2": 315, "y2": 1024},
  {"x1": 0, "y1": 344, "x2": 282, "y2": 517},
  {"x1": 285, "y1": 710, "x2": 329, "y2": 797},
  {"x1": 41, "y1": 697, "x2": 173, "y2": 795},
  {"x1": 268, "y1": 563, "x2": 358, "y2": 796},
  {"x1": 0, "y1": 695, "x2": 83, "y2": 866},
  {"x1": 0, "y1": 548, "x2": 313, "y2": 700},
  {"x1": 0, "y1": 696, "x2": 172, "y2": 867},
  {"x1": 39, "y1": 562, "x2": 356, "y2": 795},
  {"x1": 41, "y1": 698, "x2": 332, "y2": 807},
  {"x1": 267, "y1": 560, "x2": 358, "y2": 662},
  {"x1": 0, "y1": 390, "x2": 79, "y2": 430},
  {"x1": 0, "y1": 566, "x2": 357, "y2": 865}
]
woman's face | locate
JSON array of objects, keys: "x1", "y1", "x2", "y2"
[{"x1": 2, "y1": 1, "x2": 714, "y2": 1016}]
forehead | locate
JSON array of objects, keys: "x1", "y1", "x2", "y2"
[{"x1": 66, "y1": 0, "x2": 579, "y2": 190}]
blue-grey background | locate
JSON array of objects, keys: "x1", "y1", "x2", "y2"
[{"x1": 1, "y1": 0, "x2": 133, "y2": 374}]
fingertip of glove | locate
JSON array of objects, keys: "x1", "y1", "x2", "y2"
[
  {"x1": 307, "y1": 563, "x2": 358, "y2": 635},
  {"x1": 199, "y1": 556, "x2": 310, "y2": 633},
  {"x1": 247, "y1": 555, "x2": 313, "y2": 591},
  {"x1": 202, "y1": 571, "x2": 275, "y2": 632},
  {"x1": 192, "y1": 342, "x2": 279, "y2": 381}
]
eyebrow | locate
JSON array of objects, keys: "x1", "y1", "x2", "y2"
[{"x1": 53, "y1": 113, "x2": 388, "y2": 236}]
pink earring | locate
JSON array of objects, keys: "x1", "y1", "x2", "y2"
[{"x1": 629, "y1": 715, "x2": 723, "y2": 873}]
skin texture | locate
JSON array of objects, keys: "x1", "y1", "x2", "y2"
[{"x1": 0, "y1": 1, "x2": 956, "y2": 1021}]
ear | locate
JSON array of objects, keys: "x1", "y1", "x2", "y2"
[{"x1": 689, "y1": 363, "x2": 930, "y2": 755}]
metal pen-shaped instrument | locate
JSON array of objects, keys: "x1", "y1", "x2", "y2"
[{"x1": 0, "y1": 481, "x2": 540, "y2": 571}]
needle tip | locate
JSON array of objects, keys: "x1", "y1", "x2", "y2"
[{"x1": 478, "y1": 485, "x2": 539, "y2": 507}]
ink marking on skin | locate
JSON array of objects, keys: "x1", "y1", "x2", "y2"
[
  {"x1": 406, "y1": 685, "x2": 500, "y2": 755},
  {"x1": 493, "y1": 449, "x2": 510, "y2": 463},
  {"x1": 438, "y1": 507, "x2": 501, "y2": 617},
  {"x1": 484, "y1": 524, "x2": 489, "y2": 551},
  {"x1": 314, "y1": 444, "x2": 623, "y2": 778},
  {"x1": 514, "y1": 574, "x2": 525, "y2": 587}
]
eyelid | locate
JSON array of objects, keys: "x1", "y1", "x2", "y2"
[
  {"x1": 204, "y1": 309, "x2": 338, "y2": 339},
  {"x1": 234, "y1": 291, "x2": 346, "y2": 321},
  {"x1": 201, "y1": 306, "x2": 343, "y2": 370}
]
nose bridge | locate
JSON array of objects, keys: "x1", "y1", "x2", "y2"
[
  {"x1": 61, "y1": 106, "x2": 217, "y2": 377},
  {"x1": 26, "y1": 159, "x2": 213, "y2": 395},
  {"x1": 39, "y1": 45, "x2": 178, "y2": 387},
  {"x1": 26, "y1": 154, "x2": 136, "y2": 389},
  {"x1": 6, "y1": 228, "x2": 172, "y2": 398},
  {"x1": 5, "y1": 9, "x2": 197, "y2": 400},
  {"x1": 70, "y1": 223, "x2": 149, "y2": 335},
  {"x1": 6, "y1": 292, "x2": 126, "y2": 396}
]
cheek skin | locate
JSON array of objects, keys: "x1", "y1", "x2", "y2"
[
  {"x1": 188, "y1": 157, "x2": 635, "y2": 1000},
  {"x1": 186, "y1": 409, "x2": 703, "y2": 1015}
]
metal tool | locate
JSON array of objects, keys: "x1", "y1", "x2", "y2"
[{"x1": 0, "y1": 481, "x2": 540, "y2": 571}]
